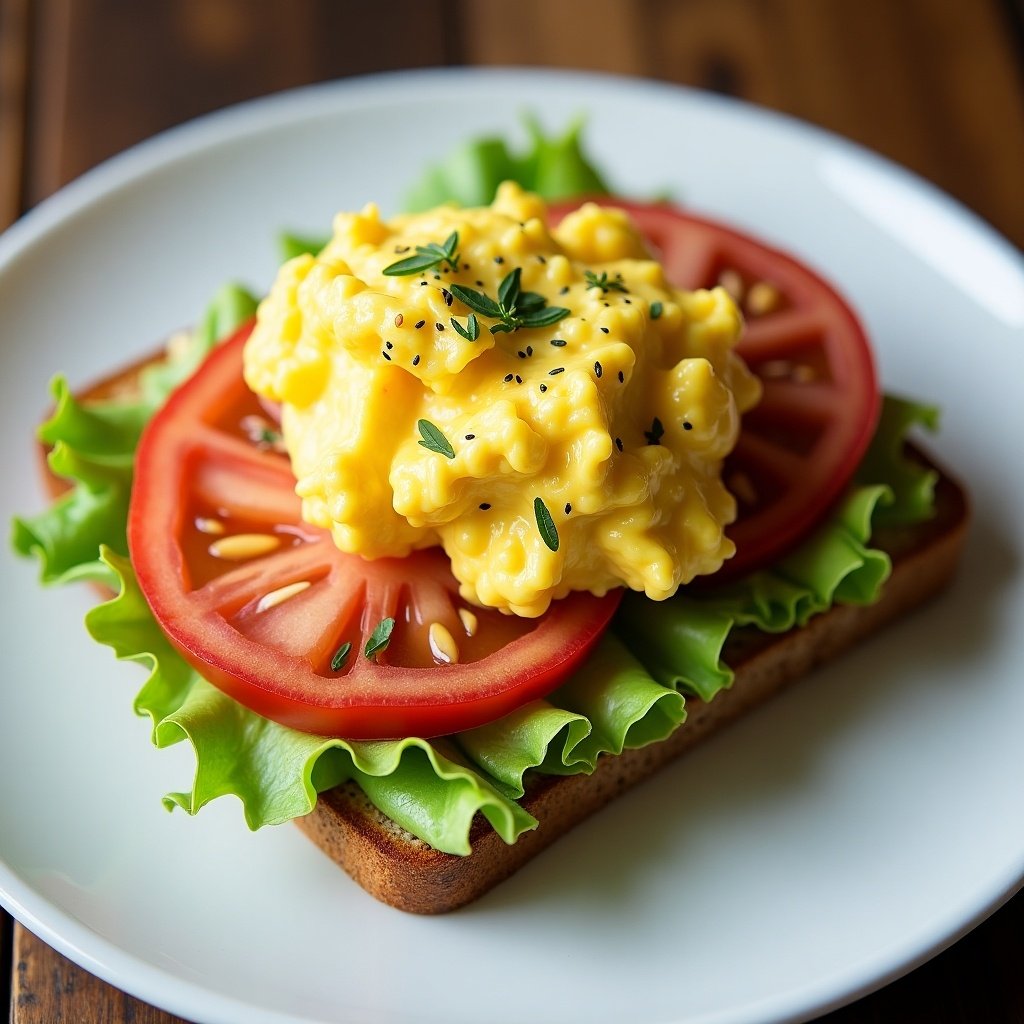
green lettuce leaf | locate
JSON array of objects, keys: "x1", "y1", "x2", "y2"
[
  {"x1": 403, "y1": 115, "x2": 611, "y2": 212},
  {"x1": 11, "y1": 283, "x2": 258, "y2": 584}
]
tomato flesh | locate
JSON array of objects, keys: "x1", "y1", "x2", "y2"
[
  {"x1": 551, "y1": 200, "x2": 880, "y2": 580},
  {"x1": 128, "y1": 324, "x2": 620, "y2": 739}
]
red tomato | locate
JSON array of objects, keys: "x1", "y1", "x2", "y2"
[
  {"x1": 550, "y1": 200, "x2": 880, "y2": 580},
  {"x1": 128, "y1": 324, "x2": 620, "y2": 739}
]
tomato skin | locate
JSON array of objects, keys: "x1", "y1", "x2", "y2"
[
  {"x1": 128, "y1": 323, "x2": 621, "y2": 739},
  {"x1": 161, "y1": 580, "x2": 617, "y2": 738},
  {"x1": 551, "y1": 199, "x2": 880, "y2": 581}
]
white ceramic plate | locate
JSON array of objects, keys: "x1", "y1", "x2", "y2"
[{"x1": 1, "y1": 68, "x2": 1022, "y2": 1024}]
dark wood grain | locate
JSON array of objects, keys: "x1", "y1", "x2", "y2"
[
  {"x1": 23, "y1": 0, "x2": 456, "y2": 206},
  {"x1": 0, "y1": 0, "x2": 29, "y2": 226},
  {"x1": 4, "y1": 0, "x2": 1023, "y2": 1021},
  {"x1": 12, "y1": 926, "x2": 187, "y2": 1024}
]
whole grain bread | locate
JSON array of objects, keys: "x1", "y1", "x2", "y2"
[{"x1": 296, "y1": 464, "x2": 968, "y2": 914}]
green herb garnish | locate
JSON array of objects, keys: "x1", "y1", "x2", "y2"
[
  {"x1": 330, "y1": 642, "x2": 352, "y2": 672},
  {"x1": 383, "y1": 231, "x2": 460, "y2": 276},
  {"x1": 650, "y1": 301, "x2": 663, "y2": 320},
  {"x1": 450, "y1": 268, "x2": 570, "y2": 335},
  {"x1": 583, "y1": 270, "x2": 628, "y2": 294},
  {"x1": 534, "y1": 497, "x2": 559, "y2": 552},
  {"x1": 364, "y1": 618, "x2": 396, "y2": 659},
  {"x1": 417, "y1": 419, "x2": 456, "y2": 459},
  {"x1": 451, "y1": 313, "x2": 480, "y2": 341}
]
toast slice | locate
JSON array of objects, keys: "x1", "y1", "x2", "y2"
[
  {"x1": 296, "y1": 464, "x2": 968, "y2": 914},
  {"x1": 42, "y1": 349, "x2": 969, "y2": 915}
]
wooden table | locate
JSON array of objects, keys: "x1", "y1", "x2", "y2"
[{"x1": 2, "y1": 1, "x2": 1022, "y2": 1021}]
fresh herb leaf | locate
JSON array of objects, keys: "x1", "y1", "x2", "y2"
[
  {"x1": 449, "y1": 284, "x2": 503, "y2": 319},
  {"x1": 364, "y1": 618, "x2": 396, "y2": 659},
  {"x1": 516, "y1": 291, "x2": 547, "y2": 314},
  {"x1": 383, "y1": 231, "x2": 460, "y2": 276},
  {"x1": 330, "y1": 641, "x2": 352, "y2": 671},
  {"x1": 498, "y1": 267, "x2": 522, "y2": 310},
  {"x1": 584, "y1": 270, "x2": 628, "y2": 294},
  {"x1": 453, "y1": 269, "x2": 570, "y2": 334},
  {"x1": 450, "y1": 313, "x2": 480, "y2": 341},
  {"x1": 650, "y1": 301, "x2": 663, "y2": 320},
  {"x1": 417, "y1": 419, "x2": 456, "y2": 459},
  {"x1": 534, "y1": 497, "x2": 559, "y2": 552},
  {"x1": 519, "y1": 306, "x2": 570, "y2": 329}
]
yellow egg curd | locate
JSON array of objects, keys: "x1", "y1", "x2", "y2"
[{"x1": 243, "y1": 183, "x2": 761, "y2": 617}]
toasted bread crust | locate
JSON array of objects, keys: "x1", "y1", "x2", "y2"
[
  {"x1": 43, "y1": 349, "x2": 969, "y2": 915},
  {"x1": 296, "y1": 468, "x2": 968, "y2": 914}
]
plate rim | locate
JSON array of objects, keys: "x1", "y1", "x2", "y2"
[{"x1": 2, "y1": 64, "x2": 1023, "y2": 1024}]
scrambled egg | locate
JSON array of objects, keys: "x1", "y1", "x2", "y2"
[{"x1": 244, "y1": 184, "x2": 760, "y2": 617}]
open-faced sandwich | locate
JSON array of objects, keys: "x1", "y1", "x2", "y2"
[{"x1": 13, "y1": 126, "x2": 967, "y2": 914}]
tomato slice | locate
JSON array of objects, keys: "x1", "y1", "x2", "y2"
[
  {"x1": 128, "y1": 323, "x2": 620, "y2": 739},
  {"x1": 550, "y1": 200, "x2": 880, "y2": 580}
]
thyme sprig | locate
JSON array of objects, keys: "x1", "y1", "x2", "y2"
[
  {"x1": 451, "y1": 313, "x2": 480, "y2": 341},
  {"x1": 383, "y1": 231, "x2": 460, "y2": 276},
  {"x1": 584, "y1": 270, "x2": 628, "y2": 294},
  {"x1": 450, "y1": 268, "x2": 570, "y2": 335}
]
